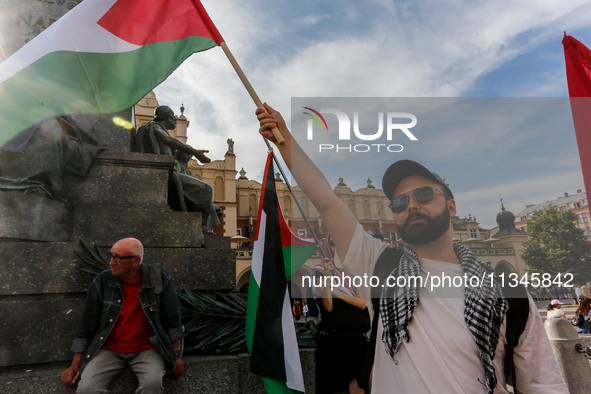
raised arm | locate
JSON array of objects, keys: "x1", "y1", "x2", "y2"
[{"x1": 256, "y1": 103, "x2": 357, "y2": 259}]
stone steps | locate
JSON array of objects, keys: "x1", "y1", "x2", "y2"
[{"x1": 0, "y1": 350, "x2": 316, "y2": 394}]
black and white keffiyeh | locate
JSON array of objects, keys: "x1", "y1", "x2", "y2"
[{"x1": 379, "y1": 242, "x2": 508, "y2": 394}]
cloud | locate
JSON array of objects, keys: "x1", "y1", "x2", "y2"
[
  {"x1": 154, "y1": 0, "x2": 591, "y2": 187},
  {"x1": 296, "y1": 14, "x2": 329, "y2": 27}
]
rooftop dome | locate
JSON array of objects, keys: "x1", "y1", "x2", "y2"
[
  {"x1": 497, "y1": 209, "x2": 514, "y2": 224},
  {"x1": 492, "y1": 198, "x2": 528, "y2": 238},
  {"x1": 496, "y1": 199, "x2": 515, "y2": 229}
]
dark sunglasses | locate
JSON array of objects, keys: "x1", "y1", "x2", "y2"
[
  {"x1": 388, "y1": 186, "x2": 447, "y2": 213},
  {"x1": 107, "y1": 253, "x2": 137, "y2": 264}
]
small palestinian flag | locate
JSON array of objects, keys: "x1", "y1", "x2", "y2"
[
  {"x1": 245, "y1": 152, "x2": 318, "y2": 393},
  {"x1": 0, "y1": 0, "x2": 223, "y2": 149}
]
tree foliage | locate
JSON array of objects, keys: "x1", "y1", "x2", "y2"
[{"x1": 521, "y1": 205, "x2": 591, "y2": 282}]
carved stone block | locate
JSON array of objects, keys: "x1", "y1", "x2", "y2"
[
  {"x1": 61, "y1": 151, "x2": 174, "y2": 207},
  {"x1": 0, "y1": 192, "x2": 71, "y2": 242},
  {"x1": 70, "y1": 206, "x2": 202, "y2": 247},
  {"x1": 0, "y1": 242, "x2": 86, "y2": 296},
  {"x1": 0, "y1": 297, "x2": 84, "y2": 367}
]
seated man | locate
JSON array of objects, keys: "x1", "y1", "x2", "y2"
[{"x1": 61, "y1": 238, "x2": 183, "y2": 393}]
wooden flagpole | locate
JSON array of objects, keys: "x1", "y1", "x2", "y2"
[
  {"x1": 261, "y1": 137, "x2": 326, "y2": 259},
  {"x1": 220, "y1": 41, "x2": 285, "y2": 145},
  {"x1": 220, "y1": 42, "x2": 328, "y2": 258}
]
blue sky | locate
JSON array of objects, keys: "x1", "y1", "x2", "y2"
[{"x1": 151, "y1": 0, "x2": 591, "y2": 228}]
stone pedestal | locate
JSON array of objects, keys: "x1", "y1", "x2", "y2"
[
  {"x1": 0, "y1": 112, "x2": 233, "y2": 368},
  {"x1": 0, "y1": 192, "x2": 71, "y2": 241},
  {"x1": 0, "y1": 350, "x2": 317, "y2": 394}
]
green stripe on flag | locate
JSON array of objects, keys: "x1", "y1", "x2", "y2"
[
  {"x1": 245, "y1": 273, "x2": 260, "y2": 352},
  {"x1": 283, "y1": 245, "x2": 319, "y2": 278},
  {"x1": 0, "y1": 36, "x2": 216, "y2": 147},
  {"x1": 261, "y1": 376, "x2": 304, "y2": 394}
]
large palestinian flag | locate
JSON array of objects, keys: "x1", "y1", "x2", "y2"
[
  {"x1": 246, "y1": 152, "x2": 318, "y2": 393},
  {"x1": 0, "y1": 0, "x2": 223, "y2": 149}
]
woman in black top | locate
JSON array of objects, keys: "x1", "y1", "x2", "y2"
[{"x1": 313, "y1": 235, "x2": 369, "y2": 394}]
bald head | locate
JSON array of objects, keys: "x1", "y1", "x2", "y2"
[{"x1": 112, "y1": 238, "x2": 144, "y2": 262}]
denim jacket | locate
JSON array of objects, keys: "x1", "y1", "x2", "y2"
[{"x1": 71, "y1": 264, "x2": 183, "y2": 372}]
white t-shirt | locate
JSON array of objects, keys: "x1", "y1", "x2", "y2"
[
  {"x1": 337, "y1": 223, "x2": 568, "y2": 394},
  {"x1": 546, "y1": 309, "x2": 566, "y2": 319}
]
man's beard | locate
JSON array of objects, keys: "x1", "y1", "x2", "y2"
[{"x1": 397, "y1": 204, "x2": 451, "y2": 245}]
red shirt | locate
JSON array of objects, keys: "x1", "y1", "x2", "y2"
[{"x1": 102, "y1": 272, "x2": 155, "y2": 353}]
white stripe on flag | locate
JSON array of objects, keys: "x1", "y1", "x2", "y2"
[
  {"x1": 250, "y1": 210, "x2": 266, "y2": 286},
  {"x1": 282, "y1": 288, "x2": 305, "y2": 392},
  {"x1": 0, "y1": 0, "x2": 139, "y2": 84}
]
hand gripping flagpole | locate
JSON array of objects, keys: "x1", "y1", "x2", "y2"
[
  {"x1": 261, "y1": 138, "x2": 327, "y2": 259},
  {"x1": 219, "y1": 42, "x2": 285, "y2": 145},
  {"x1": 218, "y1": 42, "x2": 325, "y2": 257}
]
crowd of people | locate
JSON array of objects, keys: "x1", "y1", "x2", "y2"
[
  {"x1": 542, "y1": 282, "x2": 591, "y2": 334},
  {"x1": 529, "y1": 283, "x2": 591, "y2": 304}
]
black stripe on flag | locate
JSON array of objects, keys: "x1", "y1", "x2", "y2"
[{"x1": 250, "y1": 158, "x2": 287, "y2": 380}]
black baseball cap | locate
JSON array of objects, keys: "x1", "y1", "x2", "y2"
[{"x1": 382, "y1": 160, "x2": 454, "y2": 200}]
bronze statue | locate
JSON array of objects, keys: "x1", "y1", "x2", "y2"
[{"x1": 134, "y1": 106, "x2": 221, "y2": 233}]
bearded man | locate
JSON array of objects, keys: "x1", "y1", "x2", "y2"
[{"x1": 256, "y1": 103, "x2": 568, "y2": 394}]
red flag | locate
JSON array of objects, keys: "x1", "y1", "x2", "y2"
[{"x1": 562, "y1": 34, "x2": 591, "y2": 195}]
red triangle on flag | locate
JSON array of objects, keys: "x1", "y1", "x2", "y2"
[{"x1": 98, "y1": 0, "x2": 223, "y2": 46}]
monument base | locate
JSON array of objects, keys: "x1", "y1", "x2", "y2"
[
  {"x1": 0, "y1": 192, "x2": 71, "y2": 242},
  {"x1": 0, "y1": 350, "x2": 317, "y2": 394}
]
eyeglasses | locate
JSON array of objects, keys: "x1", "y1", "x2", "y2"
[
  {"x1": 388, "y1": 186, "x2": 447, "y2": 213},
  {"x1": 107, "y1": 253, "x2": 137, "y2": 263}
]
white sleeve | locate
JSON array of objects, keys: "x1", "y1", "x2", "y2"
[
  {"x1": 334, "y1": 222, "x2": 390, "y2": 304},
  {"x1": 513, "y1": 295, "x2": 568, "y2": 393}
]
